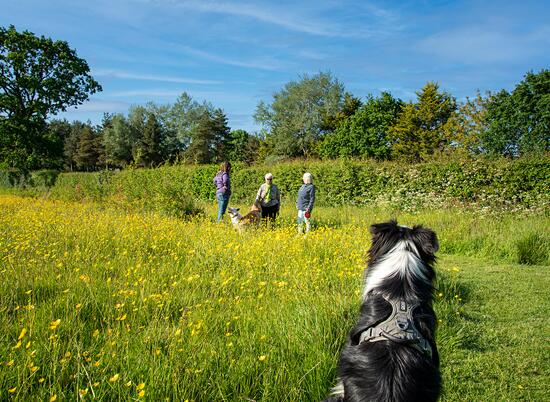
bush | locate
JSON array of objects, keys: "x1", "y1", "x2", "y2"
[
  {"x1": 9, "y1": 156, "x2": 550, "y2": 212},
  {"x1": 0, "y1": 169, "x2": 27, "y2": 188},
  {"x1": 29, "y1": 169, "x2": 60, "y2": 187}
]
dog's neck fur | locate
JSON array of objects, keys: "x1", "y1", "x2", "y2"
[
  {"x1": 363, "y1": 239, "x2": 432, "y2": 302},
  {"x1": 229, "y1": 212, "x2": 242, "y2": 225}
]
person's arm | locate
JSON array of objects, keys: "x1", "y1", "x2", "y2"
[
  {"x1": 256, "y1": 184, "x2": 264, "y2": 202},
  {"x1": 307, "y1": 186, "x2": 315, "y2": 212},
  {"x1": 222, "y1": 173, "x2": 229, "y2": 192}
]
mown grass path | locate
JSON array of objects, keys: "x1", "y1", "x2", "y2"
[{"x1": 439, "y1": 256, "x2": 549, "y2": 401}]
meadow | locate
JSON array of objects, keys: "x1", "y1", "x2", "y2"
[{"x1": 1, "y1": 195, "x2": 549, "y2": 401}]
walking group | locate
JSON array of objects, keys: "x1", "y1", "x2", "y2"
[{"x1": 213, "y1": 161, "x2": 316, "y2": 234}]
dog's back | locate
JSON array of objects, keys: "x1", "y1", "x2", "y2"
[{"x1": 324, "y1": 221, "x2": 441, "y2": 402}]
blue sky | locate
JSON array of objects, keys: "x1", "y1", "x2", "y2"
[{"x1": 2, "y1": 0, "x2": 549, "y2": 132}]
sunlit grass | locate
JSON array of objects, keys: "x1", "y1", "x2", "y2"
[{"x1": 1, "y1": 195, "x2": 548, "y2": 401}]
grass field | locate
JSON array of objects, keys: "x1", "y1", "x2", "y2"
[{"x1": 1, "y1": 195, "x2": 548, "y2": 401}]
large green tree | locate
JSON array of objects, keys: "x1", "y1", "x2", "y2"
[
  {"x1": 74, "y1": 126, "x2": 100, "y2": 171},
  {"x1": 254, "y1": 72, "x2": 345, "y2": 157},
  {"x1": 227, "y1": 129, "x2": 260, "y2": 164},
  {"x1": 0, "y1": 25, "x2": 101, "y2": 170},
  {"x1": 102, "y1": 114, "x2": 136, "y2": 167},
  {"x1": 134, "y1": 113, "x2": 163, "y2": 167},
  {"x1": 185, "y1": 108, "x2": 231, "y2": 164},
  {"x1": 482, "y1": 69, "x2": 550, "y2": 156},
  {"x1": 320, "y1": 92, "x2": 402, "y2": 159},
  {"x1": 388, "y1": 82, "x2": 456, "y2": 161},
  {"x1": 162, "y1": 93, "x2": 213, "y2": 160}
]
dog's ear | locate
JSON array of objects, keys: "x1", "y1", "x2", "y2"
[
  {"x1": 411, "y1": 226, "x2": 439, "y2": 255},
  {"x1": 369, "y1": 219, "x2": 398, "y2": 242},
  {"x1": 369, "y1": 220, "x2": 399, "y2": 261},
  {"x1": 369, "y1": 219, "x2": 397, "y2": 238}
]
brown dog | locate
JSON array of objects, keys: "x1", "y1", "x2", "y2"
[{"x1": 227, "y1": 201, "x2": 262, "y2": 232}]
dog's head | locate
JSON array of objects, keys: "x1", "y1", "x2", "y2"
[
  {"x1": 368, "y1": 220, "x2": 438, "y2": 264},
  {"x1": 227, "y1": 207, "x2": 240, "y2": 219}
]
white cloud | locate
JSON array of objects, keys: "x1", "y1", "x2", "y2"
[
  {"x1": 63, "y1": 99, "x2": 131, "y2": 113},
  {"x1": 93, "y1": 69, "x2": 220, "y2": 84},
  {"x1": 417, "y1": 26, "x2": 547, "y2": 64},
  {"x1": 146, "y1": 0, "x2": 399, "y2": 38}
]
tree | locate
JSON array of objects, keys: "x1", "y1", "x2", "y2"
[
  {"x1": 184, "y1": 108, "x2": 230, "y2": 164},
  {"x1": 322, "y1": 92, "x2": 362, "y2": 132},
  {"x1": 210, "y1": 108, "x2": 231, "y2": 162},
  {"x1": 227, "y1": 129, "x2": 260, "y2": 163},
  {"x1": 74, "y1": 126, "x2": 100, "y2": 171},
  {"x1": 162, "y1": 93, "x2": 212, "y2": 160},
  {"x1": 43, "y1": 118, "x2": 71, "y2": 169},
  {"x1": 444, "y1": 92, "x2": 488, "y2": 156},
  {"x1": 134, "y1": 113, "x2": 163, "y2": 167},
  {"x1": 482, "y1": 69, "x2": 550, "y2": 156},
  {"x1": 102, "y1": 114, "x2": 136, "y2": 167},
  {"x1": 320, "y1": 92, "x2": 402, "y2": 159},
  {"x1": 0, "y1": 25, "x2": 101, "y2": 170},
  {"x1": 511, "y1": 69, "x2": 550, "y2": 154},
  {"x1": 254, "y1": 72, "x2": 345, "y2": 157},
  {"x1": 388, "y1": 82, "x2": 456, "y2": 161}
]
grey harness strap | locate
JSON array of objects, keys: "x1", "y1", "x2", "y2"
[{"x1": 358, "y1": 298, "x2": 433, "y2": 359}]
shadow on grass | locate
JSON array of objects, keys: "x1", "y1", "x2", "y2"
[{"x1": 435, "y1": 271, "x2": 489, "y2": 353}]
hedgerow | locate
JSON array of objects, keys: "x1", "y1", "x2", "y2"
[{"x1": 2, "y1": 156, "x2": 549, "y2": 213}]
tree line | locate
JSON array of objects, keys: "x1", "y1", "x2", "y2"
[
  {"x1": 1, "y1": 26, "x2": 548, "y2": 172},
  {"x1": 47, "y1": 95, "x2": 260, "y2": 171}
]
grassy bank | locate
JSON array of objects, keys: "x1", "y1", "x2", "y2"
[{"x1": 1, "y1": 195, "x2": 548, "y2": 401}]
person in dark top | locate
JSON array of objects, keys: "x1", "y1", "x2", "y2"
[
  {"x1": 296, "y1": 172, "x2": 315, "y2": 234},
  {"x1": 213, "y1": 161, "x2": 231, "y2": 222}
]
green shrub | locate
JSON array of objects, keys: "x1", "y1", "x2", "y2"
[
  {"x1": 0, "y1": 169, "x2": 28, "y2": 188},
  {"x1": 11, "y1": 156, "x2": 550, "y2": 212},
  {"x1": 29, "y1": 169, "x2": 60, "y2": 187}
]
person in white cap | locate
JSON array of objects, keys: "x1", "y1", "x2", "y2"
[
  {"x1": 255, "y1": 173, "x2": 281, "y2": 221},
  {"x1": 297, "y1": 172, "x2": 315, "y2": 234}
]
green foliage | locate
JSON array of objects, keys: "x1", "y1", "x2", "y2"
[
  {"x1": 184, "y1": 109, "x2": 231, "y2": 164},
  {"x1": 36, "y1": 157, "x2": 550, "y2": 213},
  {"x1": 161, "y1": 93, "x2": 214, "y2": 159},
  {"x1": 321, "y1": 92, "x2": 362, "y2": 132},
  {"x1": 227, "y1": 129, "x2": 260, "y2": 164},
  {"x1": 254, "y1": 72, "x2": 345, "y2": 157},
  {"x1": 516, "y1": 233, "x2": 549, "y2": 265},
  {"x1": 134, "y1": 113, "x2": 163, "y2": 167},
  {"x1": 102, "y1": 114, "x2": 136, "y2": 167},
  {"x1": 29, "y1": 169, "x2": 60, "y2": 187},
  {"x1": 320, "y1": 92, "x2": 402, "y2": 159},
  {"x1": 388, "y1": 82, "x2": 457, "y2": 161},
  {"x1": 0, "y1": 25, "x2": 101, "y2": 170},
  {"x1": 483, "y1": 69, "x2": 550, "y2": 156},
  {"x1": 74, "y1": 126, "x2": 101, "y2": 171}
]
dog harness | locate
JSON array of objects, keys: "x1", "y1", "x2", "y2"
[{"x1": 358, "y1": 298, "x2": 433, "y2": 358}]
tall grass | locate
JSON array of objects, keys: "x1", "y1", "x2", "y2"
[{"x1": 1, "y1": 195, "x2": 548, "y2": 401}]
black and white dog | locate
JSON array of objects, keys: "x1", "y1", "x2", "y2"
[{"x1": 324, "y1": 220, "x2": 441, "y2": 402}]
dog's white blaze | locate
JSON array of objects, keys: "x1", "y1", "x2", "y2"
[
  {"x1": 363, "y1": 240, "x2": 428, "y2": 299},
  {"x1": 330, "y1": 380, "x2": 344, "y2": 396}
]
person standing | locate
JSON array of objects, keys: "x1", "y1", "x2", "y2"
[
  {"x1": 297, "y1": 172, "x2": 315, "y2": 234},
  {"x1": 213, "y1": 161, "x2": 231, "y2": 222},
  {"x1": 256, "y1": 173, "x2": 281, "y2": 221}
]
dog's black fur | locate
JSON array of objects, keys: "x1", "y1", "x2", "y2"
[{"x1": 323, "y1": 220, "x2": 441, "y2": 402}]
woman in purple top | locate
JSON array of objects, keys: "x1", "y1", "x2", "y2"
[{"x1": 213, "y1": 161, "x2": 231, "y2": 222}]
